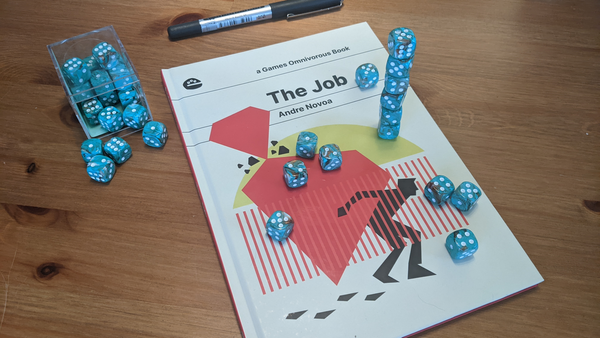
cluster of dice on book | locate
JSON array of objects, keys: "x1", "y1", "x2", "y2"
[
  {"x1": 61, "y1": 41, "x2": 146, "y2": 132},
  {"x1": 80, "y1": 121, "x2": 168, "y2": 183},
  {"x1": 266, "y1": 131, "x2": 342, "y2": 241},
  {"x1": 424, "y1": 174, "x2": 482, "y2": 259}
]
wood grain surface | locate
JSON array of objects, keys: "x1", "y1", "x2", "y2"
[{"x1": 1, "y1": 0, "x2": 599, "y2": 337}]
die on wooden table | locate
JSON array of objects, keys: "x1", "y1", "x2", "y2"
[
  {"x1": 319, "y1": 144, "x2": 342, "y2": 170},
  {"x1": 143, "y1": 121, "x2": 168, "y2": 148},
  {"x1": 81, "y1": 139, "x2": 103, "y2": 163},
  {"x1": 424, "y1": 175, "x2": 455, "y2": 206},
  {"x1": 266, "y1": 210, "x2": 294, "y2": 241},
  {"x1": 451, "y1": 181, "x2": 482, "y2": 212},
  {"x1": 445, "y1": 229, "x2": 478, "y2": 260},
  {"x1": 355, "y1": 63, "x2": 379, "y2": 89},
  {"x1": 283, "y1": 160, "x2": 308, "y2": 188},
  {"x1": 296, "y1": 131, "x2": 318, "y2": 159},
  {"x1": 86, "y1": 155, "x2": 116, "y2": 183},
  {"x1": 103, "y1": 136, "x2": 132, "y2": 164}
]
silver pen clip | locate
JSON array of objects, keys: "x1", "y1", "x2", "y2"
[{"x1": 286, "y1": 0, "x2": 344, "y2": 19}]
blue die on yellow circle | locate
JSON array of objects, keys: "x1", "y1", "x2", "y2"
[
  {"x1": 143, "y1": 121, "x2": 168, "y2": 148},
  {"x1": 378, "y1": 107, "x2": 402, "y2": 140},
  {"x1": 123, "y1": 103, "x2": 148, "y2": 129},
  {"x1": 266, "y1": 210, "x2": 294, "y2": 241},
  {"x1": 86, "y1": 155, "x2": 116, "y2": 183},
  {"x1": 81, "y1": 138, "x2": 103, "y2": 163},
  {"x1": 98, "y1": 106, "x2": 124, "y2": 132},
  {"x1": 283, "y1": 160, "x2": 307, "y2": 188},
  {"x1": 451, "y1": 181, "x2": 482, "y2": 212},
  {"x1": 424, "y1": 175, "x2": 455, "y2": 206},
  {"x1": 355, "y1": 63, "x2": 379, "y2": 89},
  {"x1": 387, "y1": 27, "x2": 417, "y2": 61},
  {"x1": 445, "y1": 229, "x2": 478, "y2": 260},
  {"x1": 296, "y1": 131, "x2": 318, "y2": 159},
  {"x1": 103, "y1": 136, "x2": 132, "y2": 164},
  {"x1": 319, "y1": 144, "x2": 342, "y2": 171}
]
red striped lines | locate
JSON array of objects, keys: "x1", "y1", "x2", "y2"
[{"x1": 235, "y1": 155, "x2": 469, "y2": 294}]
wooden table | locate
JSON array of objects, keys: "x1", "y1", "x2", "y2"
[{"x1": 1, "y1": 0, "x2": 598, "y2": 337}]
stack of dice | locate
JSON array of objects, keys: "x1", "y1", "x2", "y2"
[
  {"x1": 378, "y1": 27, "x2": 416, "y2": 140},
  {"x1": 61, "y1": 41, "x2": 145, "y2": 134}
]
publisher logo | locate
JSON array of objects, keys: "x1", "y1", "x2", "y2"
[{"x1": 183, "y1": 78, "x2": 202, "y2": 90}]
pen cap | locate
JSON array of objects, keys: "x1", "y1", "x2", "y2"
[
  {"x1": 270, "y1": 0, "x2": 343, "y2": 20},
  {"x1": 168, "y1": 21, "x2": 203, "y2": 40}
]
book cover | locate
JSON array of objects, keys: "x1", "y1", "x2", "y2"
[{"x1": 161, "y1": 22, "x2": 543, "y2": 338}]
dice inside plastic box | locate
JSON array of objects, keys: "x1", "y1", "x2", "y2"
[{"x1": 47, "y1": 26, "x2": 152, "y2": 139}]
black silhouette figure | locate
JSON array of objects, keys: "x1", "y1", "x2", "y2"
[{"x1": 338, "y1": 178, "x2": 435, "y2": 283}]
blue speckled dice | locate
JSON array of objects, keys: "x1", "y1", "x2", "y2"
[
  {"x1": 378, "y1": 108, "x2": 402, "y2": 139},
  {"x1": 387, "y1": 27, "x2": 416, "y2": 61},
  {"x1": 143, "y1": 121, "x2": 168, "y2": 148},
  {"x1": 70, "y1": 82, "x2": 94, "y2": 102},
  {"x1": 82, "y1": 55, "x2": 100, "y2": 73},
  {"x1": 385, "y1": 56, "x2": 412, "y2": 79},
  {"x1": 98, "y1": 106, "x2": 124, "y2": 132},
  {"x1": 118, "y1": 88, "x2": 139, "y2": 107},
  {"x1": 451, "y1": 181, "x2": 482, "y2": 212},
  {"x1": 81, "y1": 139, "x2": 103, "y2": 163},
  {"x1": 283, "y1": 160, "x2": 307, "y2": 188},
  {"x1": 445, "y1": 229, "x2": 478, "y2": 260},
  {"x1": 81, "y1": 98, "x2": 103, "y2": 125},
  {"x1": 355, "y1": 63, "x2": 379, "y2": 89},
  {"x1": 424, "y1": 175, "x2": 455, "y2": 206},
  {"x1": 103, "y1": 136, "x2": 132, "y2": 164},
  {"x1": 296, "y1": 131, "x2": 318, "y2": 158},
  {"x1": 380, "y1": 90, "x2": 405, "y2": 111},
  {"x1": 107, "y1": 62, "x2": 136, "y2": 90},
  {"x1": 62, "y1": 57, "x2": 92, "y2": 87},
  {"x1": 86, "y1": 155, "x2": 116, "y2": 183},
  {"x1": 123, "y1": 103, "x2": 148, "y2": 129},
  {"x1": 90, "y1": 70, "x2": 118, "y2": 106},
  {"x1": 319, "y1": 144, "x2": 342, "y2": 171},
  {"x1": 266, "y1": 210, "x2": 294, "y2": 241},
  {"x1": 92, "y1": 42, "x2": 121, "y2": 69},
  {"x1": 384, "y1": 75, "x2": 409, "y2": 95}
]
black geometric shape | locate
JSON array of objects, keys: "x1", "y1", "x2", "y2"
[
  {"x1": 314, "y1": 310, "x2": 335, "y2": 319},
  {"x1": 248, "y1": 156, "x2": 259, "y2": 166},
  {"x1": 350, "y1": 196, "x2": 357, "y2": 204},
  {"x1": 373, "y1": 248, "x2": 402, "y2": 283},
  {"x1": 271, "y1": 150, "x2": 277, "y2": 155},
  {"x1": 337, "y1": 292, "x2": 358, "y2": 301},
  {"x1": 278, "y1": 145, "x2": 290, "y2": 155},
  {"x1": 370, "y1": 190, "x2": 378, "y2": 198},
  {"x1": 271, "y1": 140, "x2": 278, "y2": 146},
  {"x1": 244, "y1": 169, "x2": 250, "y2": 174},
  {"x1": 362, "y1": 191, "x2": 370, "y2": 198},
  {"x1": 345, "y1": 202, "x2": 351, "y2": 211},
  {"x1": 355, "y1": 191, "x2": 363, "y2": 201},
  {"x1": 365, "y1": 292, "x2": 385, "y2": 301},
  {"x1": 237, "y1": 164, "x2": 243, "y2": 168},
  {"x1": 408, "y1": 264, "x2": 436, "y2": 279},
  {"x1": 286, "y1": 310, "x2": 307, "y2": 320},
  {"x1": 338, "y1": 207, "x2": 347, "y2": 217}
]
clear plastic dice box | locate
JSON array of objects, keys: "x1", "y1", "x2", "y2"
[{"x1": 47, "y1": 26, "x2": 152, "y2": 139}]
